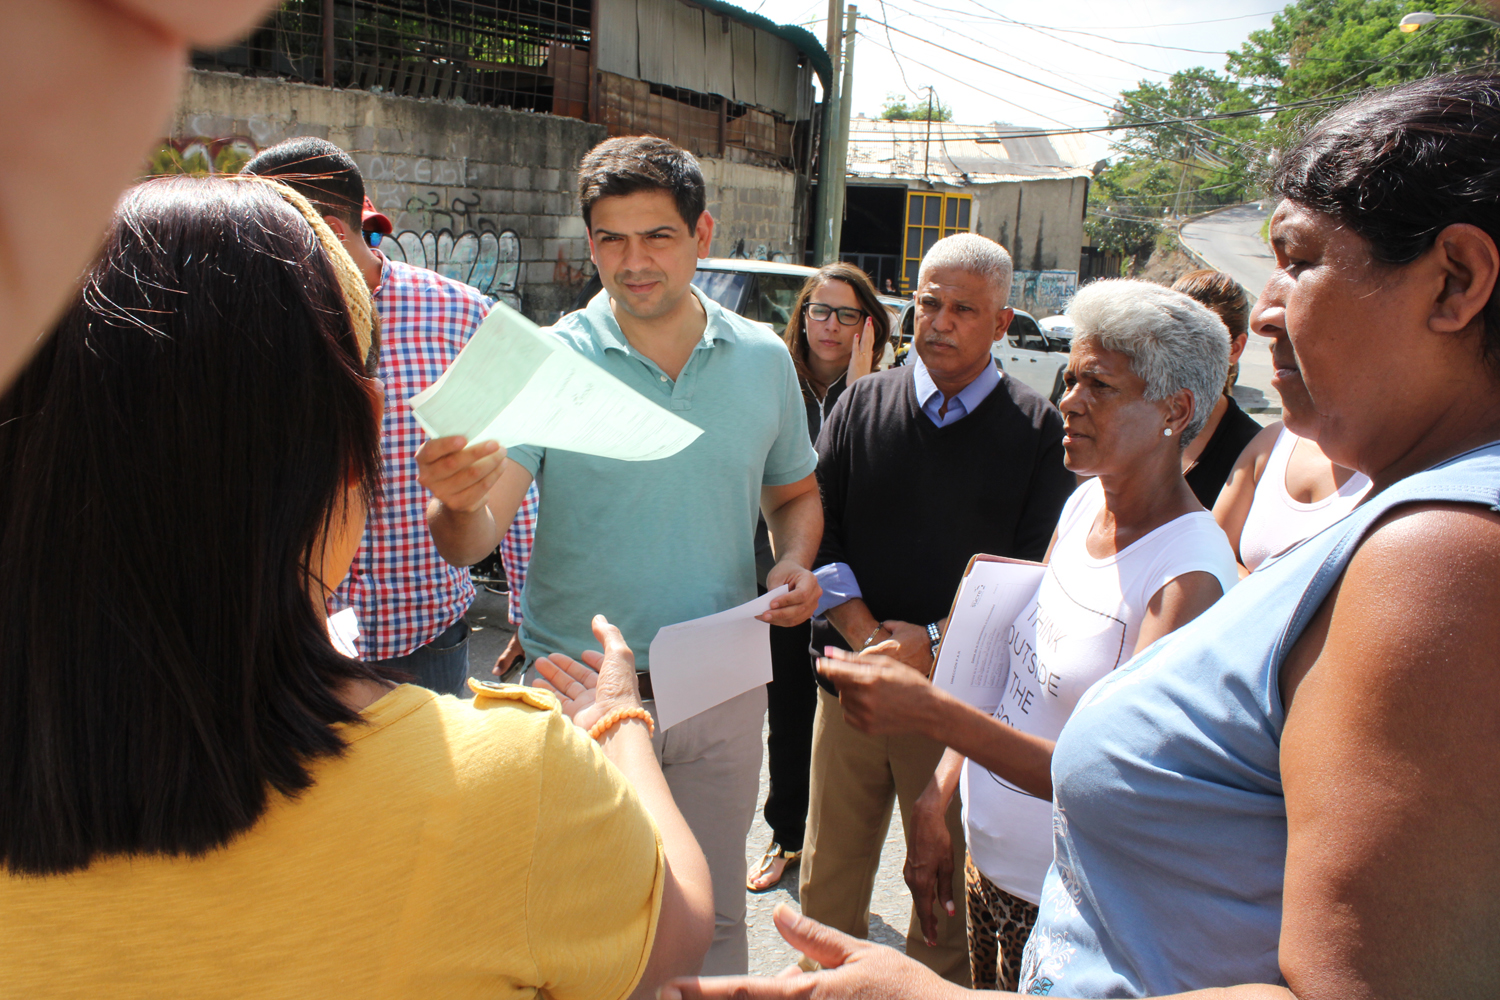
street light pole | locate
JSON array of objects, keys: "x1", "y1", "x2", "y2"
[{"x1": 1400, "y1": 10, "x2": 1500, "y2": 31}]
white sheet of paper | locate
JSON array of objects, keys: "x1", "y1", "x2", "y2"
[
  {"x1": 646, "y1": 586, "x2": 789, "y2": 730},
  {"x1": 932, "y1": 559, "x2": 1047, "y2": 713},
  {"x1": 409, "y1": 300, "x2": 703, "y2": 461}
]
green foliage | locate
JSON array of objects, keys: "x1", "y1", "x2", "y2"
[
  {"x1": 880, "y1": 91, "x2": 953, "y2": 121},
  {"x1": 1084, "y1": 162, "x2": 1164, "y2": 266},
  {"x1": 1090, "y1": 0, "x2": 1499, "y2": 242},
  {"x1": 1228, "y1": 0, "x2": 1498, "y2": 105}
]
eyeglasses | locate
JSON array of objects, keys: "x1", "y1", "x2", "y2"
[
  {"x1": 362, "y1": 230, "x2": 383, "y2": 248},
  {"x1": 804, "y1": 302, "x2": 868, "y2": 326}
]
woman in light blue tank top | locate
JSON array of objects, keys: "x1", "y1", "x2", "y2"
[{"x1": 667, "y1": 72, "x2": 1500, "y2": 1000}]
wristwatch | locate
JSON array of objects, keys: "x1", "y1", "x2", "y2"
[{"x1": 926, "y1": 621, "x2": 943, "y2": 661}]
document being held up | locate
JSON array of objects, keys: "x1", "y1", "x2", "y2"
[
  {"x1": 409, "y1": 300, "x2": 703, "y2": 461},
  {"x1": 932, "y1": 555, "x2": 1047, "y2": 713}
]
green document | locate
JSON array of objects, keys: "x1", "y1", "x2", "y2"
[{"x1": 409, "y1": 301, "x2": 702, "y2": 462}]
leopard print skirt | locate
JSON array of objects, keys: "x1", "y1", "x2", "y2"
[{"x1": 965, "y1": 854, "x2": 1040, "y2": 991}]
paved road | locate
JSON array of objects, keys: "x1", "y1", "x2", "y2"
[{"x1": 1181, "y1": 203, "x2": 1282, "y2": 422}]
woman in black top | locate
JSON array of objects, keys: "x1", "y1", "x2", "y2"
[
  {"x1": 749, "y1": 262, "x2": 892, "y2": 891},
  {"x1": 1173, "y1": 269, "x2": 1264, "y2": 507}
]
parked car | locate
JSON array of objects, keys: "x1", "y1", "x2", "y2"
[
  {"x1": 692, "y1": 259, "x2": 902, "y2": 366},
  {"x1": 1038, "y1": 314, "x2": 1075, "y2": 352},
  {"x1": 892, "y1": 302, "x2": 1068, "y2": 403},
  {"x1": 691, "y1": 258, "x2": 817, "y2": 336}
]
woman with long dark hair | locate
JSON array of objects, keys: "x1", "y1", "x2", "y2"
[
  {"x1": 749, "y1": 262, "x2": 893, "y2": 893},
  {"x1": 0, "y1": 175, "x2": 711, "y2": 997},
  {"x1": 671, "y1": 69, "x2": 1500, "y2": 1000}
]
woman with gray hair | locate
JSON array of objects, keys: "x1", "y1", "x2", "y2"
[{"x1": 797, "y1": 278, "x2": 1240, "y2": 990}]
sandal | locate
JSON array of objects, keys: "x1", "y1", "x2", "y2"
[{"x1": 747, "y1": 841, "x2": 802, "y2": 892}]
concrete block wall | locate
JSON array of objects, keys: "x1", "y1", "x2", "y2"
[
  {"x1": 700, "y1": 158, "x2": 801, "y2": 262},
  {"x1": 172, "y1": 71, "x2": 605, "y2": 322},
  {"x1": 972, "y1": 176, "x2": 1088, "y2": 276}
]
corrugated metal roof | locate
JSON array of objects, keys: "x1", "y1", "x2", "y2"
[
  {"x1": 845, "y1": 119, "x2": 1094, "y2": 186},
  {"x1": 693, "y1": 0, "x2": 833, "y2": 88}
]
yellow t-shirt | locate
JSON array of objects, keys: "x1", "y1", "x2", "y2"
[{"x1": 0, "y1": 684, "x2": 664, "y2": 999}]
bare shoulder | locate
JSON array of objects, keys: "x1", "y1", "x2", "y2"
[
  {"x1": 1277, "y1": 502, "x2": 1500, "y2": 997},
  {"x1": 1240, "y1": 420, "x2": 1282, "y2": 475},
  {"x1": 1286, "y1": 500, "x2": 1500, "y2": 706}
]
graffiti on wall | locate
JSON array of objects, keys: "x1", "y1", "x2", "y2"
[
  {"x1": 382, "y1": 228, "x2": 522, "y2": 309},
  {"x1": 145, "y1": 144, "x2": 527, "y2": 308},
  {"x1": 727, "y1": 238, "x2": 791, "y2": 263},
  {"x1": 1008, "y1": 269, "x2": 1078, "y2": 318},
  {"x1": 147, "y1": 135, "x2": 260, "y2": 176}
]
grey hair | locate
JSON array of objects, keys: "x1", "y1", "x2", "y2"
[
  {"x1": 1066, "y1": 278, "x2": 1230, "y2": 445},
  {"x1": 918, "y1": 234, "x2": 1014, "y2": 302}
]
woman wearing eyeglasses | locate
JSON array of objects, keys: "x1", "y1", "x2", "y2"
[
  {"x1": 747, "y1": 263, "x2": 893, "y2": 892},
  {"x1": 783, "y1": 263, "x2": 894, "y2": 439}
]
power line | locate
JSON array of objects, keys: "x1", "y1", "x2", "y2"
[
  {"x1": 862, "y1": 16, "x2": 1254, "y2": 157},
  {"x1": 876, "y1": 0, "x2": 923, "y2": 101},
  {"x1": 871, "y1": 4, "x2": 1250, "y2": 157},
  {"x1": 1052, "y1": 10, "x2": 1281, "y2": 30},
  {"x1": 963, "y1": 95, "x2": 1345, "y2": 141},
  {"x1": 853, "y1": 30, "x2": 1084, "y2": 129}
]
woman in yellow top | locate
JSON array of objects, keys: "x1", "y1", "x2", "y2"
[{"x1": 0, "y1": 175, "x2": 711, "y2": 998}]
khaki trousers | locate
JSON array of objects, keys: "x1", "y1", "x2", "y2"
[
  {"x1": 643, "y1": 684, "x2": 767, "y2": 976},
  {"x1": 799, "y1": 686, "x2": 971, "y2": 985}
]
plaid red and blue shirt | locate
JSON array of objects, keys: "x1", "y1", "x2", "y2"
[{"x1": 336, "y1": 254, "x2": 489, "y2": 660}]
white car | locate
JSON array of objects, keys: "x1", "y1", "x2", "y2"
[
  {"x1": 894, "y1": 303, "x2": 1068, "y2": 404},
  {"x1": 692, "y1": 258, "x2": 902, "y2": 366}
]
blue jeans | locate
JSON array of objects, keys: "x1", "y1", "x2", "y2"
[{"x1": 372, "y1": 618, "x2": 470, "y2": 696}]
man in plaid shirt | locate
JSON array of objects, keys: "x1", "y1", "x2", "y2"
[{"x1": 245, "y1": 138, "x2": 489, "y2": 694}]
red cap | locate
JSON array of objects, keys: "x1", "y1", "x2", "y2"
[{"x1": 361, "y1": 196, "x2": 392, "y2": 235}]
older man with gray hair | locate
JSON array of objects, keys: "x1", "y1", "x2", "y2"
[{"x1": 798, "y1": 234, "x2": 1075, "y2": 983}]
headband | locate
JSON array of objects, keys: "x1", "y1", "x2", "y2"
[{"x1": 248, "y1": 177, "x2": 375, "y2": 363}]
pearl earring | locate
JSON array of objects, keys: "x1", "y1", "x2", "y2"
[{"x1": 1163, "y1": 428, "x2": 1173, "y2": 437}]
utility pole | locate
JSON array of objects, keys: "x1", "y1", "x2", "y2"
[
  {"x1": 813, "y1": 0, "x2": 844, "y2": 264},
  {"x1": 922, "y1": 87, "x2": 934, "y2": 179},
  {"x1": 828, "y1": 5, "x2": 857, "y2": 260},
  {"x1": 1172, "y1": 142, "x2": 1193, "y2": 218}
]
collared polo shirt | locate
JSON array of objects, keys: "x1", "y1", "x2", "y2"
[{"x1": 508, "y1": 286, "x2": 817, "y2": 669}]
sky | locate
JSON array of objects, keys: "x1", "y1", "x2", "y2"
[{"x1": 744, "y1": 0, "x2": 1285, "y2": 162}]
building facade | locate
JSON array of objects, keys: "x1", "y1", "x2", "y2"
[
  {"x1": 159, "y1": 0, "x2": 829, "y2": 321},
  {"x1": 839, "y1": 119, "x2": 1094, "y2": 317}
]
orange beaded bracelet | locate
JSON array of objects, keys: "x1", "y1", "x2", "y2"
[{"x1": 588, "y1": 706, "x2": 655, "y2": 742}]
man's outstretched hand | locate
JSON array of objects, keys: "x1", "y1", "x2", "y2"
[{"x1": 662, "y1": 905, "x2": 966, "y2": 1000}]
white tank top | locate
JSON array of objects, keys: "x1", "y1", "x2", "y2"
[
  {"x1": 960, "y1": 478, "x2": 1240, "y2": 903},
  {"x1": 1239, "y1": 427, "x2": 1370, "y2": 572}
]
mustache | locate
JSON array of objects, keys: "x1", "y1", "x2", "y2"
[{"x1": 920, "y1": 334, "x2": 959, "y2": 349}]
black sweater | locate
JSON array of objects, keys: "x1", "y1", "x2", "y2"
[
  {"x1": 1184, "y1": 395, "x2": 1262, "y2": 509},
  {"x1": 811, "y1": 366, "x2": 1074, "y2": 665}
]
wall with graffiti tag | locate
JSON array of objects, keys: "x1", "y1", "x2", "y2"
[
  {"x1": 161, "y1": 70, "x2": 605, "y2": 322},
  {"x1": 1007, "y1": 269, "x2": 1078, "y2": 319}
]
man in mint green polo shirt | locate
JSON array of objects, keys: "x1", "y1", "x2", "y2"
[{"x1": 418, "y1": 136, "x2": 824, "y2": 975}]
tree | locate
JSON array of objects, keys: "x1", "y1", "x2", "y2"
[
  {"x1": 1084, "y1": 161, "x2": 1168, "y2": 272},
  {"x1": 1228, "y1": 0, "x2": 1499, "y2": 106},
  {"x1": 1104, "y1": 68, "x2": 1266, "y2": 220},
  {"x1": 880, "y1": 91, "x2": 953, "y2": 121}
]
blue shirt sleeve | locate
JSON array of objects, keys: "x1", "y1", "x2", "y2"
[{"x1": 814, "y1": 562, "x2": 862, "y2": 617}]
